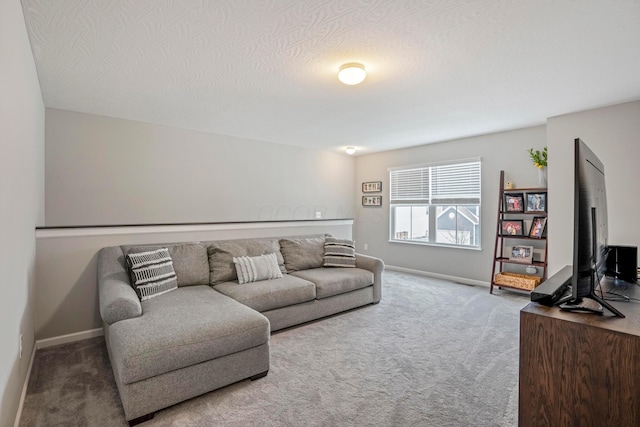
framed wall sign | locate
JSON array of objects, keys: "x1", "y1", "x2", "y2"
[
  {"x1": 362, "y1": 181, "x2": 382, "y2": 193},
  {"x1": 362, "y1": 196, "x2": 382, "y2": 206}
]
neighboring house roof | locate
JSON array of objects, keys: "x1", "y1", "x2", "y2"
[{"x1": 437, "y1": 206, "x2": 479, "y2": 226}]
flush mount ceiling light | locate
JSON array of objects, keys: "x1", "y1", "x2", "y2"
[
  {"x1": 345, "y1": 146, "x2": 356, "y2": 155},
  {"x1": 338, "y1": 63, "x2": 366, "y2": 85}
]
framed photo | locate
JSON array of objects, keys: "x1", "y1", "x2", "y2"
[
  {"x1": 509, "y1": 245, "x2": 534, "y2": 264},
  {"x1": 362, "y1": 181, "x2": 382, "y2": 193},
  {"x1": 525, "y1": 192, "x2": 547, "y2": 213},
  {"x1": 504, "y1": 193, "x2": 525, "y2": 212},
  {"x1": 528, "y1": 216, "x2": 547, "y2": 238},
  {"x1": 362, "y1": 196, "x2": 382, "y2": 206},
  {"x1": 500, "y1": 220, "x2": 525, "y2": 236}
]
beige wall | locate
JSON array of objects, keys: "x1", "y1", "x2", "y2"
[
  {"x1": 355, "y1": 100, "x2": 640, "y2": 285},
  {"x1": 355, "y1": 126, "x2": 547, "y2": 284},
  {"x1": 45, "y1": 109, "x2": 356, "y2": 226},
  {"x1": 547, "y1": 101, "x2": 640, "y2": 274},
  {"x1": 36, "y1": 108, "x2": 359, "y2": 342},
  {"x1": 0, "y1": 0, "x2": 45, "y2": 425}
]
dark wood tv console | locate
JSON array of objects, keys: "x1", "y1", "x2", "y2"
[{"x1": 519, "y1": 278, "x2": 640, "y2": 426}]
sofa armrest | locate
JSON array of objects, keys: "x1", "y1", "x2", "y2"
[
  {"x1": 98, "y1": 246, "x2": 142, "y2": 325},
  {"x1": 355, "y1": 253, "x2": 384, "y2": 303}
]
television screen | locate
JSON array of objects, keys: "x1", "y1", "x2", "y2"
[
  {"x1": 560, "y1": 138, "x2": 624, "y2": 317},
  {"x1": 573, "y1": 138, "x2": 608, "y2": 297}
]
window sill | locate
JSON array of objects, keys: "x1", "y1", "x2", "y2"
[{"x1": 388, "y1": 239, "x2": 481, "y2": 251}]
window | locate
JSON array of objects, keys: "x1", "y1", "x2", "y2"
[{"x1": 389, "y1": 159, "x2": 481, "y2": 248}]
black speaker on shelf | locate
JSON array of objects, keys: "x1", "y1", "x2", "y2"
[{"x1": 606, "y1": 245, "x2": 638, "y2": 283}]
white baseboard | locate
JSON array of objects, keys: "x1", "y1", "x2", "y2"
[
  {"x1": 385, "y1": 265, "x2": 489, "y2": 287},
  {"x1": 14, "y1": 328, "x2": 105, "y2": 426},
  {"x1": 36, "y1": 328, "x2": 104, "y2": 350},
  {"x1": 13, "y1": 343, "x2": 36, "y2": 427}
]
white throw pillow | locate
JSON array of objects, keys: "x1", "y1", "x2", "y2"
[{"x1": 233, "y1": 252, "x2": 283, "y2": 284}]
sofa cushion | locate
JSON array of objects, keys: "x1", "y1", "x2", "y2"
[
  {"x1": 324, "y1": 237, "x2": 356, "y2": 268},
  {"x1": 290, "y1": 267, "x2": 374, "y2": 299},
  {"x1": 126, "y1": 248, "x2": 178, "y2": 301},
  {"x1": 279, "y1": 236, "x2": 326, "y2": 272},
  {"x1": 168, "y1": 243, "x2": 210, "y2": 286},
  {"x1": 214, "y1": 275, "x2": 316, "y2": 312},
  {"x1": 207, "y1": 238, "x2": 286, "y2": 285},
  {"x1": 233, "y1": 253, "x2": 283, "y2": 284},
  {"x1": 107, "y1": 286, "x2": 269, "y2": 384},
  {"x1": 122, "y1": 243, "x2": 209, "y2": 287}
]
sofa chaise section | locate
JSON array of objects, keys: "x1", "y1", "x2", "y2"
[{"x1": 98, "y1": 246, "x2": 270, "y2": 425}]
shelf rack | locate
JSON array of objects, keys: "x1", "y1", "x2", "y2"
[{"x1": 490, "y1": 170, "x2": 548, "y2": 294}]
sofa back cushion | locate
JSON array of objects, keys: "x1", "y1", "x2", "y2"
[
  {"x1": 207, "y1": 238, "x2": 286, "y2": 285},
  {"x1": 122, "y1": 242, "x2": 209, "y2": 287},
  {"x1": 279, "y1": 236, "x2": 326, "y2": 272}
]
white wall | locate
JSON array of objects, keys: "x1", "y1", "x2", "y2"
[
  {"x1": 45, "y1": 109, "x2": 356, "y2": 226},
  {"x1": 355, "y1": 126, "x2": 546, "y2": 284},
  {"x1": 547, "y1": 101, "x2": 640, "y2": 274},
  {"x1": 0, "y1": 0, "x2": 45, "y2": 425}
]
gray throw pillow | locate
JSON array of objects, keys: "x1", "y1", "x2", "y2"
[
  {"x1": 168, "y1": 243, "x2": 209, "y2": 286},
  {"x1": 279, "y1": 237, "x2": 326, "y2": 271},
  {"x1": 324, "y1": 237, "x2": 356, "y2": 268},
  {"x1": 233, "y1": 253, "x2": 283, "y2": 284},
  {"x1": 126, "y1": 248, "x2": 178, "y2": 301}
]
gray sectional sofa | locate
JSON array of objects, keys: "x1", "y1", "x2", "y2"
[{"x1": 97, "y1": 235, "x2": 384, "y2": 425}]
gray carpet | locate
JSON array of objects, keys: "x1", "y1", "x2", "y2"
[{"x1": 20, "y1": 271, "x2": 528, "y2": 426}]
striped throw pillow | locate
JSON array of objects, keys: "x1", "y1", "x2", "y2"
[
  {"x1": 126, "y1": 248, "x2": 178, "y2": 301},
  {"x1": 324, "y1": 237, "x2": 356, "y2": 268},
  {"x1": 233, "y1": 252, "x2": 283, "y2": 284}
]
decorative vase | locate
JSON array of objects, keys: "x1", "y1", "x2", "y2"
[{"x1": 538, "y1": 167, "x2": 547, "y2": 188}]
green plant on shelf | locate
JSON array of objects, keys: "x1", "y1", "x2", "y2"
[{"x1": 529, "y1": 146, "x2": 547, "y2": 169}]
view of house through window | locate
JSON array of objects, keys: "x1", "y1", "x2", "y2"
[{"x1": 389, "y1": 160, "x2": 481, "y2": 248}]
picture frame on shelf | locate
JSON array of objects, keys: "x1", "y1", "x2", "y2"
[
  {"x1": 525, "y1": 192, "x2": 547, "y2": 213},
  {"x1": 362, "y1": 195, "x2": 382, "y2": 206},
  {"x1": 528, "y1": 217, "x2": 547, "y2": 238},
  {"x1": 504, "y1": 193, "x2": 525, "y2": 212},
  {"x1": 500, "y1": 219, "x2": 525, "y2": 236},
  {"x1": 362, "y1": 181, "x2": 382, "y2": 193},
  {"x1": 509, "y1": 245, "x2": 534, "y2": 264}
]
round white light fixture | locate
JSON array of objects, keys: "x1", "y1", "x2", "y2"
[
  {"x1": 338, "y1": 63, "x2": 366, "y2": 85},
  {"x1": 345, "y1": 146, "x2": 356, "y2": 155}
]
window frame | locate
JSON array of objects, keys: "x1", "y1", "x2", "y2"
[{"x1": 388, "y1": 159, "x2": 481, "y2": 249}]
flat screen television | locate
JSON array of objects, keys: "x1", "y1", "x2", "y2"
[{"x1": 558, "y1": 138, "x2": 624, "y2": 317}]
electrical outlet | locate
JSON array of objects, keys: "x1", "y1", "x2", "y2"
[
  {"x1": 315, "y1": 211, "x2": 322, "y2": 219},
  {"x1": 364, "y1": 244, "x2": 368, "y2": 251},
  {"x1": 19, "y1": 334, "x2": 23, "y2": 359}
]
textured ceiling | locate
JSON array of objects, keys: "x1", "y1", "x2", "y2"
[{"x1": 21, "y1": 0, "x2": 640, "y2": 154}]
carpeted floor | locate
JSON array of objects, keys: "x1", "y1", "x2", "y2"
[{"x1": 19, "y1": 270, "x2": 529, "y2": 426}]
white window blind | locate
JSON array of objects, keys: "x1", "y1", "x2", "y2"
[
  {"x1": 390, "y1": 160, "x2": 481, "y2": 205},
  {"x1": 390, "y1": 168, "x2": 430, "y2": 203}
]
